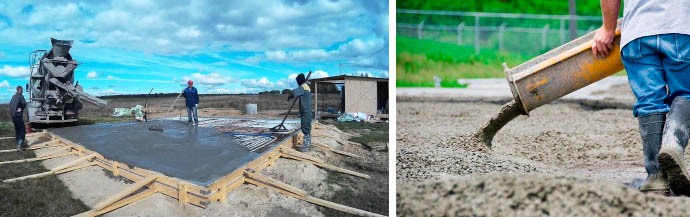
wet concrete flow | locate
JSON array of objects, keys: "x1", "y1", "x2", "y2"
[
  {"x1": 474, "y1": 100, "x2": 522, "y2": 149},
  {"x1": 49, "y1": 120, "x2": 275, "y2": 186}
]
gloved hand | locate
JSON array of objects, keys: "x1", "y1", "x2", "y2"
[
  {"x1": 195, "y1": 104, "x2": 198, "y2": 108},
  {"x1": 288, "y1": 95, "x2": 294, "y2": 101}
]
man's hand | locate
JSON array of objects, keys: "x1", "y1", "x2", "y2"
[{"x1": 592, "y1": 26, "x2": 616, "y2": 58}]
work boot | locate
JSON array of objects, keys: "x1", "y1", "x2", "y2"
[
  {"x1": 299, "y1": 133, "x2": 311, "y2": 152},
  {"x1": 16, "y1": 139, "x2": 24, "y2": 152},
  {"x1": 658, "y1": 97, "x2": 690, "y2": 196},
  {"x1": 638, "y1": 112, "x2": 670, "y2": 194}
]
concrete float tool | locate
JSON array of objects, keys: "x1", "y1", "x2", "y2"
[
  {"x1": 270, "y1": 70, "x2": 313, "y2": 132},
  {"x1": 476, "y1": 19, "x2": 625, "y2": 149},
  {"x1": 148, "y1": 90, "x2": 183, "y2": 131}
]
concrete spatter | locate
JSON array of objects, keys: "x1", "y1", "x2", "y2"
[{"x1": 49, "y1": 120, "x2": 262, "y2": 186}]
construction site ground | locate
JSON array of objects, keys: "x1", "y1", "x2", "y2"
[
  {"x1": 396, "y1": 83, "x2": 690, "y2": 216},
  {"x1": 0, "y1": 105, "x2": 388, "y2": 216}
]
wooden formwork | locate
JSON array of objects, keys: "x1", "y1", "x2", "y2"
[{"x1": 2, "y1": 130, "x2": 385, "y2": 217}]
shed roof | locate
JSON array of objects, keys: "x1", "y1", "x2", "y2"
[{"x1": 309, "y1": 75, "x2": 388, "y2": 83}]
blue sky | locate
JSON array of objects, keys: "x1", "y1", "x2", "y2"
[{"x1": 0, "y1": 0, "x2": 389, "y2": 102}]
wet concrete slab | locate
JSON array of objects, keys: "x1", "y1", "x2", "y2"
[{"x1": 49, "y1": 120, "x2": 273, "y2": 186}]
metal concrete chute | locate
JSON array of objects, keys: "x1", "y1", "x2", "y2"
[
  {"x1": 503, "y1": 19, "x2": 624, "y2": 115},
  {"x1": 476, "y1": 19, "x2": 625, "y2": 149},
  {"x1": 28, "y1": 38, "x2": 107, "y2": 124}
]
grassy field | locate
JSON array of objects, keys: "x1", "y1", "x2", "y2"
[
  {"x1": 0, "y1": 124, "x2": 90, "y2": 217},
  {"x1": 396, "y1": 36, "x2": 529, "y2": 87}
]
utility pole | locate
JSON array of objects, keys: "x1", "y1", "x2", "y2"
[{"x1": 569, "y1": 0, "x2": 577, "y2": 40}]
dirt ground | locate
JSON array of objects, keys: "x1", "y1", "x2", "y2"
[{"x1": 396, "y1": 84, "x2": 690, "y2": 216}]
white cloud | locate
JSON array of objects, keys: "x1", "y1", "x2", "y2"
[
  {"x1": 312, "y1": 70, "x2": 329, "y2": 79},
  {"x1": 0, "y1": 65, "x2": 30, "y2": 78},
  {"x1": 0, "y1": 0, "x2": 387, "y2": 55},
  {"x1": 0, "y1": 80, "x2": 9, "y2": 88},
  {"x1": 87, "y1": 71, "x2": 98, "y2": 79},
  {"x1": 241, "y1": 77, "x2": 274, "y2": 88},
  {"x1": 245, "y1": 38, "x2": 388, "y2": 70},
  {"x1": 106, "y1": 75, "x2": 117, "y2": 80},
  {"x1": 176, "y1": 27, "x2": 201, "y2": 39},
  {"x1": 182, "y1": 72, "x2": 235, "y2": 87}
]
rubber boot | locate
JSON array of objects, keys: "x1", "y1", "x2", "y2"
[
  {"x1": 16, "y1": 139, "x2": 24, "y2": 152},
  {"x1": 637, "y1": 112, "x2": 669, "y2": 194},
  {"x1": 299, "y1": 133, "x2": 311, "y2": 152},
  {"x1": 659, "y1": 97, "x2": 690, "y2": 196}
]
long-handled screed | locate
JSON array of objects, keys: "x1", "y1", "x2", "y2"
[
  {"x1": 149, "y1": 90, "x2": 183, "y2": 131},
  {"x1": 270, "y1": 70, "x2": 312, "y2": 132},
  {"x1": 143, "y1": 88, "x2": 154, "y2": 122}
]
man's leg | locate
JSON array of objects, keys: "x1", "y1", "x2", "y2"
[
  {"x1": 187, "y1": 106, "x2": 192, "y2": 124},
  {"x1": 622, "y1": 35, "x2": 669, "y2": 193},
  {"x1": 657, "y1": 34, "x2": 690, "y2": 196},
  {"x1": 193, "y1": 106, "x2": 198, "y2": 125},
  {"x1": 12, "y1": 116, "x2": 25, "y2": 151},
  {"x1": 298, "y1": 114, "x2": 312, "y2": 152}
]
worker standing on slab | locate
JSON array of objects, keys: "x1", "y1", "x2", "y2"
[
  {"x1": 9, "y1": 86, "x2": 27, "y2": 151},
  {"x1": 594, "y1": 0, "x2": 690, "y2": 195},
  {"x1": 288, "y1": 73, "x2": 312, "y2": 152},
  {"x1": 182, "y1": 80, "x2": 199, "y2": 125}
]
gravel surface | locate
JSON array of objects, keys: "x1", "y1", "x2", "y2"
[
  {"x1": 396, "y1": 84, "x2": 690, "y2": 216},
  {"x1": 398, "y1": 173, "x2": 690, "y2": 217}
]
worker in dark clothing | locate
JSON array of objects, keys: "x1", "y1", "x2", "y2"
[
  {"x1": 9, "y1": 86, "x2": 27, "y2": 151},
  {"x1": 181, "y1": 80, "x2": 199, "y2": 125},
  {"x1": 288, "y1": 73, "x2": 312, "y2": 152}
]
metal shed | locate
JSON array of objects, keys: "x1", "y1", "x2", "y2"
[{"x1": 309, "y1": 75, "x2": 389, "y2": 119}]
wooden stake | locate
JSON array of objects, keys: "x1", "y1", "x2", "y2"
[
  {"x1": 73, "y1": 186, "x2": 158, "y2": 217},
  {"x1": 244, "y1": 171, "x2": 306, "y2": 196},
  {"x1": 92, "y1": 175, "x2": 158, "y2": 211},
  {"x1": 246, "y1": 171, "x2": 384, "y2": 217},
  {"x1": 280, "y1": 149, "x2": 370, "y2": 179},
  {"x1": 0, "y1": 152, "x2": 72, "y2": 165},
  {"x1": 313, "y1": 142, "x2": 361, "y2": 158},
  {"x1": 2, "y1": 154, "x2": 96, "y2": 183}
]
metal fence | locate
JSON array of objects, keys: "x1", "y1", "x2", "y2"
[{"x1": 396, "y1": 9, "x2": 605, "y2": 56}]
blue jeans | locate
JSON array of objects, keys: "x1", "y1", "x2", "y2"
[
  {"x1": 622, "y1": 34, "x2": 690, "y2": 117},
  {"x1": 12, "y1": 116, "x2": 25, "y2": 141},
  {"x1": 187, "y1": 106, "x2": 198, "y2": 124}
]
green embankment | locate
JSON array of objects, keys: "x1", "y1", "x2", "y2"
[{"x1": 396, "y1": 36, "x2": 529, "y2": 87}]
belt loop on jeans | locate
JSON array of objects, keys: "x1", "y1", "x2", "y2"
[{"x1": 656, "y1": 35, "x2": 660, "y2": 52}]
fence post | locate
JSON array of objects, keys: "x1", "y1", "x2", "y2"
[
  {"x1": 498, "y1": 22, "x2": 506, "y2": 52},
  {"x1": 542, "y1": 24, "x2": 550, "y2": 50},
  {"x1": 561, "y1": 17, "x2": 565, "y2": 44},
  {"x1": 457, "y1": 22, "x2": 465, "y2": 45},
  {"x1": 417, "y1": 20, "x2": 424, "y2": 39},
  {"x1": 474, "y1": 16, "x2": 480, "y2": 54}
]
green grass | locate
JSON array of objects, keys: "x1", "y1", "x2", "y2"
[
  {"x1": 0, "y1": 130, "x2": 89, "y2": 217},
  {"x1": 0, "y1": 116, "x2": 132, "y2": 216},
  {"x1": 397, "y1": 36, "x2": 529, "y2": 86}
]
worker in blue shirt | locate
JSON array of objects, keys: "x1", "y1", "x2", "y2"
[{"x1": 182, "y1": 80, "x2": 199, "y2": 125}]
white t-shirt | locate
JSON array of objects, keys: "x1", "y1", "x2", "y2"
[{"x1": 621, "y1": 0, "x2": 690, "y2": 49}]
